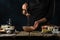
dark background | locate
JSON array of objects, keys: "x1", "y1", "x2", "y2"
[
  {"x1": 0, "y1": 0, "x2": 28, "y2": 31},
  {"x1": 0, "y1": 0, "x2": 60, "y2": 31},
  {"x1": 50, "y1": 0, "x2": 60, "y2": 26}
]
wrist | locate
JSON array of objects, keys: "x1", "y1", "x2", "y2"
[{"x1": 38, "y1": 18, "x2": 47, "y2": 23}]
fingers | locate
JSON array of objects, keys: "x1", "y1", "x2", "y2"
[
  {"x1": 22, "y1": 3, "x2": 28, "y2": 10},
  {"x1": 25, "y1": 13, "x2": 30, "y2": 16},
  {"x1": 22, "y1": 10, "x2": 26, "y2": 15},
  {"x1": 22, "y1": 3, "x2": 27, "y2": 15},
  {"x1": 33, "y1": 21, "x2": 39, "y2": 29},
  {"x1": 22, "y1": 3, "x2": 30, "y2": 16}
]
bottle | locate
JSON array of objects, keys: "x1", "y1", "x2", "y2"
[{"x1": 8, "y1": 18, "x2": 12, "y2": 25}]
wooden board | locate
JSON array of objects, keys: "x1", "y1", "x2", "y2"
[
  {"x1": 30, "y1": 31, "x2": 54, "y2": 36},
  {"x1": 0, "y1": 31, "x2": 60, "y2": 37},
  {"x1": 16, "y1": 31, "x2": 29, "y2": 36}
]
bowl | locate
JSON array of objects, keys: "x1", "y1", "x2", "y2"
[{"x1": 23, "y1": 26, "x2": 35, "y2": 32}]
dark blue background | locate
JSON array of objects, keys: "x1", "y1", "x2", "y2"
[{"x1": 0, "y1": 0, "x2": 60, "y2": 31}]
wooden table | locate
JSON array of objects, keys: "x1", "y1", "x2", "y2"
[
  {"x1": 0, "y1": 31, "x2": 60, "y2": 40},
  {"x1": 0, "y1": 31, "x2": 60, "y2": 37}
]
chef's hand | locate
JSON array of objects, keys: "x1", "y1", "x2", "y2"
[
  {"x1": 33, "y1": 20, "x2": 40, "y2": 29},
  {"x1": 22, "y1": 3, "x2": 30, "y2": 16},
  {"x1": 22, "y1": 3, "x2": 27, "y2": 15},
  {"x1": 33, "y1": 18, "x2": 47, "y2": 29},
  {"x1": 23, "y1": 18, "x2": 47, "y2": 31},
  {"x1": 22, "y1": 3, "x2": 28, "y2": 10}
]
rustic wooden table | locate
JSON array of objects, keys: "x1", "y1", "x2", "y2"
[
  {"x1": 0, "y1": 31, "x2": 60, "y2": 40},
  {"x1": 0, "y1": 31, "x2": 60, "y2": 37}
]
